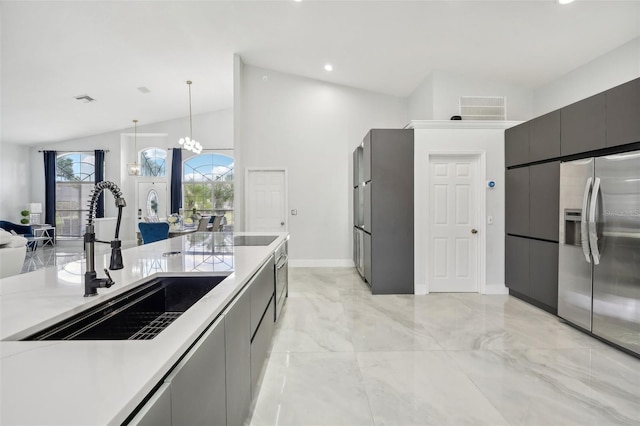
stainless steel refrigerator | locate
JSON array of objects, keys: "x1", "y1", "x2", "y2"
[{"x1": 558, "y1": 150, "x2": 640, "y2": 356}]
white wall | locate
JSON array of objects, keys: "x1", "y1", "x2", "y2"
[
  {"x1": 27, "y1": 108, "x2": 232, "y2": 242},
  {"x1": 533, "y1": 37, "x2": 640, "y2": 116},
  {"x1": 407, "y1": 70, "x2": 534, "y2": 121},
  {"x1": 237, "y1": 65, "x2": 408, "y2": 265},
  {"x1": 0, "y1": 142, "x2": 31, "y2": 223},
  {"x1": 408, "y1": 72, "x2": 434, "y2": 121},
  {"x1": 413, "y1": 123, "x2": 518, "y2": 295}
]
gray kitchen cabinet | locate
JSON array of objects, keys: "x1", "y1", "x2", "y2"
[
  {"x1": 505, "y1": 121, "x2": 529, "y2": 167},
  {"x1": 165, "y1": 315, "x2": 227, "y2": 426},
  {"x1": 530, "y1": 110, "x2": 561, "y2": 162},
  {"x1": 250, "y1": 297, "x2": 275, "y2": 393},
  {"x1": 250, "y1": 256, "x2": 275, "y2": 339},
  {"x1": 128, "y1": 383, "x2": 171, "y2": 426},
  {"x1": 606, "y1": 77, "x2": 640, "y2": 147},
  {"x1": 224, "y1": 284, "x2": 251, "y2": 426},
  {"x1": 505, "y1": 235, "x2": 530, "y2": 296},
  {"x1": 529, "y1": 161, "x2": 560, "y2": 242},
  {"x1": 529, "y1": 240, "x2": 559, "y2": 310},
  {"x1": 561, "y1": 92, "x2": 606, "y2": 156},
  {"x1": 362, "y1": 132, "x2": 371, "y2": 183},
  {"x1": 360, "y1": 128, "x2": 414, "y2": 294},
  {"x1": 505, "y1": 167, "x2": 530, "y2": 236}
]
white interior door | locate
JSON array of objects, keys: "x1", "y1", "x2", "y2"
[
  {"x1": 137, "y1": 181, "x2": 168, "y2": 225},
  {"x1": 246, "y1": 169, "x2": 287, "y2": 232},
  {"x1": 428, "y1": 155, "x2": 479, "y2": 292}
]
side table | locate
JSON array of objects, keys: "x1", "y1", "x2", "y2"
[{"x1": 31, "y1": 225, "x2": 55, "y2": 247}]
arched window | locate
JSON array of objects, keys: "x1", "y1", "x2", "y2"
[
  {"x1": 140, "y1": 147, "x2": 167, "y2": 177},
  {"x1": 183, "y1": 154, "x2": 234, "y2": 228},
  {"x1": 55, "y1": 152, "x2": 95, "y2": 237}
]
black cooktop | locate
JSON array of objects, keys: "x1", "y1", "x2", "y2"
[{"x1": 233, "y1": 235, "x2": 277, "y2": 246}]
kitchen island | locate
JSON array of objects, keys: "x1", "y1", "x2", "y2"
[{"x1": 0, "y1": 232, "x2": 287, "y2": 425}]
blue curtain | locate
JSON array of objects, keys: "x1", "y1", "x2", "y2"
[
  {"x1": 95, "y1": 150, "x2": 105, "y2": 218},
  {"x1": 170, "y1": 148, "x2": 182, "y2": 214},
  {"x1": 43, "y1": 151, "x2": 57, "y2": 227}
]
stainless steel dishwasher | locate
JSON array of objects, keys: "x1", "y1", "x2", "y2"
[{"x1": 274, "y1": 240, "x2": 288, "y2": 321}]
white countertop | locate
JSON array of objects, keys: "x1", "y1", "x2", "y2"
[{"x1": 0, "y1": 232, "x2": 287, "y2": 426}]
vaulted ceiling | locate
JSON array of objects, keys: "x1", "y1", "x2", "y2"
[{"x1": 2, "y1": 0, "x2": 639, "y2": 145}]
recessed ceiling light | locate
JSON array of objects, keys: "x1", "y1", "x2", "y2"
[
  {"x1": 557, "y1": 0, "x2": 575, "y2": 4},
  {"x1": 324, "y1": 64, "x2": 333, "y2": 72}
]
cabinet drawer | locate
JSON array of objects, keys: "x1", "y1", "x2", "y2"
[
  {"x1": 165, "y1": 315, "x2": 227, "y2": 426},
  {"x1": 250, "y1": 256, "x2": 275, "y2": 338},
  {"x1": 225, "y1": 284, "x2": 251, "y2": 426},
  {"x1": 128, "y1": 383, "x2": 171, "y2": 426},
  {"x1": 250, "y1": 296, "x2": 275, "y2": 393}
]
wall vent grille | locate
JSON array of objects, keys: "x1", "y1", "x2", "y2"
[{"x1": 459, "y1": 96, "x2": 506, "y2": 120}]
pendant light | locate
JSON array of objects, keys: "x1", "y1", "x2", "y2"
[
  {"x1": 127, "y1": 119, "x2": 142, "y2": 176},
  {"x1": 178, "y1": 80, "x2": 203, "y2": 154}
]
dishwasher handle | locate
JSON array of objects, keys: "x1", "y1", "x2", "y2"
[{"x1": 276, "y1": 254, "x2": 288, "y2": 270}]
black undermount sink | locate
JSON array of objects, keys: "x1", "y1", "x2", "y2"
[{"x1": 23, "y1": 275, "x2": 229, "y2": 341}]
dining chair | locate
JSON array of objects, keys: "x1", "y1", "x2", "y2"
[
  {"x1": 209, "y1": 216, "x2": 223, "y2": 232},
  {"x1": 138, "y1": 222, "x2": 170, "y2": 244},
  {"x1": 196, "y1": 217, "x2": 210, "y2": 232}
]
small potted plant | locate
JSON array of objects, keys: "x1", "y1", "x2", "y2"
[{"x1": 20, "y1": 210, "x2": 30, "y2": 225}]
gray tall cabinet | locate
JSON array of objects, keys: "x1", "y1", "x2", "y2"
[
  {"x1": 353, "y1": 129, "x2": 414, "y2": 294},
  {"x1": 505, "y1": 76, "x2": 640, "y2": 314}
]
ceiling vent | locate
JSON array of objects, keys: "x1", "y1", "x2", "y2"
[
  {"x1": 459, "y1": 96, "x2": 506, "y2": 120},
  {"x1": 74, "y1": 94, "x2": 96, "y2": 103}
]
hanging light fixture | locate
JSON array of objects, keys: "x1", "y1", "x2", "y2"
[
  {"x1": 178, "y1": 80, "x2": 203, "y2": 155},
  {"x1": 127, "y1": 119, "x2": 142, "y2": 176}
]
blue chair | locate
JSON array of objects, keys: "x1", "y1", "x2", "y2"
[{"x1": 138, "y1": 222, "x2": 170, "y2": 244}]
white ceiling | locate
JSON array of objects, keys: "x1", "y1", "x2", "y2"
[{"x1": 2, "y1": 0, "x2": 639, "y2": 146}]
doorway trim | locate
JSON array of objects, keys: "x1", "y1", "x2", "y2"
[
  {"x1": 245, "y1": 167, "x2": 288, "y2": 232},
  {"x1": 415, "y1": 150, "x2": 486, "y2": 295}
]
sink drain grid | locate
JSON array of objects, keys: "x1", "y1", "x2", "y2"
[{"x1": 129, "y1": 312, "x2": 182, "y2": 340}]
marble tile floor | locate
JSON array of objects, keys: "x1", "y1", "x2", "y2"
[{"x1": 248, "y1": 267, "x2": 640, "y2": 426}]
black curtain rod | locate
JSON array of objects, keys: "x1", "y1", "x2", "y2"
[
  {"x1": 167, "y1": 147, "x2": 233, "y2": 151},
  {"x1": 38, "y1": 149, "x2": 110, "y2": 153}
]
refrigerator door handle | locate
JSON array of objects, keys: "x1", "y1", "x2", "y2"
[
  {"x1": 581, "y1": 177, "x2": 592, "y2": 263},
  {"x1": 589, "y1": 177, "x2": 601, "y2": 265}
]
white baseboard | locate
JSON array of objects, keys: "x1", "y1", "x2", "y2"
[
  {"x1": 414, "y1": 283, "x2": 428, "y2": 295},
  {"x1": 484, "y1": 284, "x2": 509, "y2": 295},
  {"x1": 289, "y1": 259, "x2": 355, "y2": 268}
]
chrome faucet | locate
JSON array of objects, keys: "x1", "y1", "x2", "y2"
[{"x1": 84, "y1": 181, "x2": 126, "y2": 297}]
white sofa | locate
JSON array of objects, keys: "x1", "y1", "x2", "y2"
[{"x1": 0, "y1": 229, "x2": 27, "y2": 279}]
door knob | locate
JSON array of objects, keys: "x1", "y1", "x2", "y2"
[
  {"x1": 471, "y1": 229, "x2": 478, "y2": 234},
  {"x1": 281, "y1": 221, "x2": 285, "y2": 226}
]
